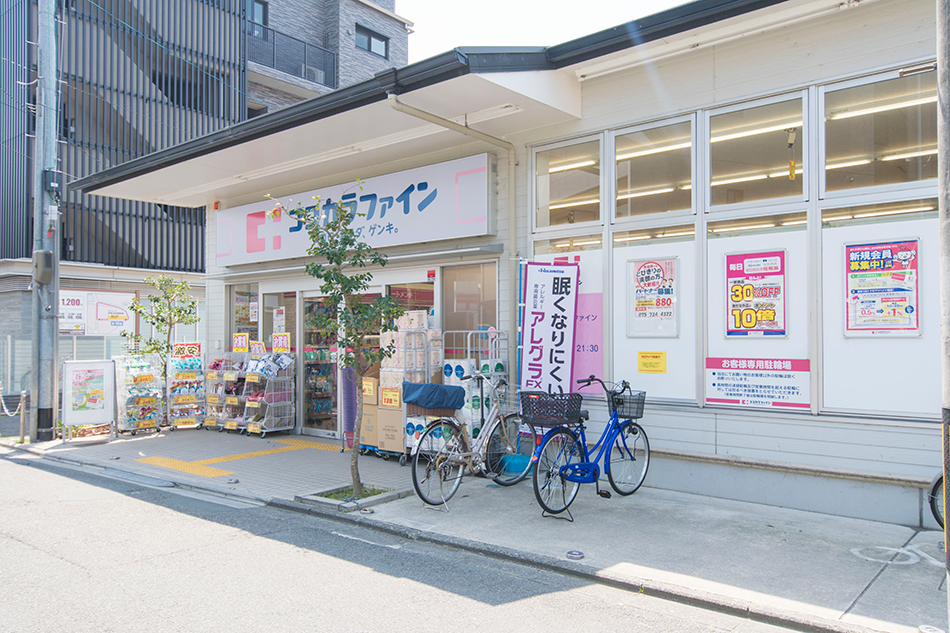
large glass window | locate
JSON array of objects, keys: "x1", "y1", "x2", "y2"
[
  {"x1": 535, "y1": 139, "x2": 601, "y2": 228},
  {"x1": 824, "y1": 70, "x2": 936, "y2": 192},
  {"x1": 442, "y1": 264, "x2": 496, "y2": 332},
  {"x1": 710, "y1": 96, "x2": 804, "y2": 206},
  {"x1": 534, "y1": 234, "x2": 603, "y2": 255},
  {"x1": 615, "y1": 120, "x2": 692, "y2": 218},
  {"x1": 230, "y1": 284, "x2": 258, "y2": 339}
]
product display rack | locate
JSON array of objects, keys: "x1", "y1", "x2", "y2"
[
  {"x1": 304, "y1": 325, "x2": 337, "y2": 433},
  {"x1": 167, "y1": 355, "x2": 204, "y2": 430},
  {"x1": 203, "y1": 361, "x2": 225, "y2": 429},
  {"x1": 115, "y1": 355, "x2": 164, "y2": 435},
  {"x1": 218, "y1": 352, "x2": 250, "y2": 433},
  {"x1": 244, "y1": 355, "x2": 296, "y2": 438}
]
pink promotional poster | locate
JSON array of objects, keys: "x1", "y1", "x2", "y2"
[{"x1": 725, "y1": 250, "x2": 786, "y2": 337}]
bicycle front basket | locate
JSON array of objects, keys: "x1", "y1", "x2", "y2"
[
  {"x1": 519, "y1": 391, "x2": 583, "y2": 427},
  {"x1": 611, "y1": 390, "x2": 646, "y2": 420}
]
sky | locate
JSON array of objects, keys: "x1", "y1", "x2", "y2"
[{"x1": 399, "y1": 0, "x2": 692, "y2": 63}]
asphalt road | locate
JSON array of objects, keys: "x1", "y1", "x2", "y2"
[{"x1": 0, "y1": 451, "x2": 796, "y2": 633}]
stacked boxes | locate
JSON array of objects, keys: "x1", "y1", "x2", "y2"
[{"x1": 442, "y1": 358, "x2": 482, "y2": 438}]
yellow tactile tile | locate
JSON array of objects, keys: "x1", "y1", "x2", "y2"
[{"x1": 134, "y1": 437, "x2": 350, "y2": 478}]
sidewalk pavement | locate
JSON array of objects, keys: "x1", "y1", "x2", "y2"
[{"x1": 1, "y1": 428, "x2": 947, "y2": 633}]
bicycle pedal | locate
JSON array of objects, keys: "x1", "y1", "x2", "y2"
[{"x1": 597, "y1": 490, "x2": 612, "y2": 499}]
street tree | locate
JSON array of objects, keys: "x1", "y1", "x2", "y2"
[{"x1": 269, "y1": 191, "x2": 403, "y2": 497}]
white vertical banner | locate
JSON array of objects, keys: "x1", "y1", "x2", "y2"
[{"x1": 519, "y1": 262, "x2": 580, "y2": 393}]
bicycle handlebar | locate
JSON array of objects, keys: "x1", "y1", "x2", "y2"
[{"x1": 577, "y1": 374, "x2": 630, "y2": 395}]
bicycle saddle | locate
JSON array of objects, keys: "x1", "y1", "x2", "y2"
[{"x1": 579, "y1": 409, "x2": 589, "y2": 421}]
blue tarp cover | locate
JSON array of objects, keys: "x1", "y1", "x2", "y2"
[{"x1": 402, "y1": 382, "x2": 465, "y2": 410}]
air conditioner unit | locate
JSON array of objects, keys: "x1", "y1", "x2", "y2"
[{"x1": 305, "y1": 66, "x2": 325, "y2": 85}]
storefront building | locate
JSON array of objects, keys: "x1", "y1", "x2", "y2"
[{"x1": 76, "y1": 0, "x2": 941, "y2": 526}]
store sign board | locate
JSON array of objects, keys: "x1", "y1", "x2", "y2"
[
  {"x1": 215, "y1": 154, "x2": 492, "y2": 266},
  {"x1": 705, "y1": 357, "x2": 810, "y2": 409},
  {"x1": 519, "y1": 262, "x2": 580, "y2": 394},
  {"x1": 59, "y1": 290, "x2": 136, "y2": 336},
  {"x1": 725, "y1": 251, "x2": 786, "y2": 337},
  {"x1": 844, "y1": 239, "x2": 919, "y2": 337},
  {"x1": 628, "y1": 257, "x2": 679, "y2": 338}
]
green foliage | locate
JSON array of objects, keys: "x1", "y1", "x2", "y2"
[
  {"x1": 121, "y1": 275, "x2": 199, "y2": 378},
  {"x1": 270, "y1": 188, "x2": 405, "y2": 497}
]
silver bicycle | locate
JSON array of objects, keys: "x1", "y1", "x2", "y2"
[{"x1": 410, "y1": 371, "x2": 538, "y2": 506}]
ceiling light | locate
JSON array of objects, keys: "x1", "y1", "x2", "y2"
[
  {"x1": 549, "y1": 198, "x2": 599, "y2": 210},
  {"x1": 711, "y1": 223, "x2": 775, "y2": 233},
  {"x1": 711, "y1": 120, "x2": 802, "y2": 143},
  {"x1": 780, "y1": 219, "x2": 807, "y2": 226},
  {"x1": 616, "y1": 141, "x2": 691, "y2": 160},
  {"x1": 826, "y1": 159, "x2": 872, "y2": 170},
  {"x1": 881, "y1": 148, "x2": 937, "y2": 161},
  {"x1": 767, "y1": 168, "x2": 804, "y2": 178},
  {"x1": 710, "y1": 174, "x2": 768, "y2": 187},
  {"x1": 549, "y1": 160, "x2": 596, "y2": 173},
  {"x1": 661, "y1": 230, "x2": 695, "y2": 237},
  {"x1": 553, "y1": 239, "x2": 602, "y2": 248},
  {"x1": 614, "y1": 234, "x2": 651, "y2": 242},
  {"x1": 853, "y1": 205, "x2": 934, "y2": 218},
  {"x1": 828, "y1": 95, "x2": 937, "y2": 120},
  {"x1": 616, "y1": 187, "x2": 675, "y2": 201}
]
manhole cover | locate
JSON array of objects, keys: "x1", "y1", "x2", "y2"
[{"x1": 566, "y1": 550, "x2": 584, "y2": 560}]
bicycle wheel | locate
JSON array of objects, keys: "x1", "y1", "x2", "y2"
[
  {"x1": 411, "y1": 419, "x2": 466, "y2": 506},
  {"x1": 929, "y1": 474, "x2": 944, "y2": 529},
  {"x1": 607, "y1": 421, "x2": 650, "y2": 496},
  {"x1": 484, "y1": 413, "x2": 538, "y2": 486},
  {"x1": 532, "y1": 427, "x2": 582, "y2": 514}
]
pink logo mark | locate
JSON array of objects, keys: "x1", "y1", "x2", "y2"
[{"x1": 246, "y1": 211, "x2": 282, "y2": 253}]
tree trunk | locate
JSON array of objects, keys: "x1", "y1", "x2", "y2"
[{"x1": 351, "y1": 367, "x2": 364, "y2": 498}]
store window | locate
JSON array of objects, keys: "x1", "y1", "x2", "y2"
[
  {"x1": 710, "y1": 96, "x2": 804, "y2": 206},
  {"x1": 442, "y1": 264, "x2": 496, "y2": 332},
  {"x1": 356, "y1": 25, "x2": 388, "y2": 58},
  {"x1": 535, "y1": 139, "x2": 601, "y2": 228},
  {"x1": 824, "y1": 69, "x2": 937, "y2": 192},
  {"x1": 230, "y1": 284, "x2": 258, "y2": 339},
  {"x1": 534, "y1": 234, "x2": 603, "y2": 255},
  {"x1": 261, "y1": 292, "x2": 296, "y2": 351},
  {"x1": 615, "y1": 120, "x2": 692, "y2": 219},
  {"x1": 821, "y1": 198, "x2": 937, "y2": 226},
  {"x1": 612, "y1": 224, "x2": 695, "y2": 246}
]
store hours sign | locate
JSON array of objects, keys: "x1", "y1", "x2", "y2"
[
  {"x1": 215, "y1": 154, "x2": 493, "y2": 266},
  {"x1": 520, "y1": 262, "x2": 579, "y2": 394}
]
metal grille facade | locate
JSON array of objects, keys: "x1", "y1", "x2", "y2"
[{"x1": 1, "y1": 0, "x2": 247, "y2": 271}]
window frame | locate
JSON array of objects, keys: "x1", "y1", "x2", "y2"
[
  {"x1": 355, "y1": 25, "x2": 389, "y2": 59},
  {"x1": 818, "y1": 64, "x2": 938, "y2": 203},
  {"x1": 609, "y1": 113, "x2": 697, "y2": 228},
  {"x1": 530, "y1": 133, "x2": 607, "y2": 236},
  {"x1": 704, "y1": 90, "x2": 810, "y2": 214}
]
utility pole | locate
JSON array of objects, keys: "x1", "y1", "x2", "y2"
[
  {"x1": 938, "y1": 0, "x2": 950, "y2": 620},
  {"x1": 30, "y1": 0, "x2": 60, "y2": 442}
]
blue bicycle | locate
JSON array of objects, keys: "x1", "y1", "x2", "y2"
[{"x1": 529, "y1": 376, "x2": 650, "y2": 517}]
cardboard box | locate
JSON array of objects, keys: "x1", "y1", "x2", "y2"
[
  {"x1": 377, "y1": 407, "x2": 404, "y2": 452},
  {"x1": 359, "y1": 404, "x2": 378, "y2": 447},
  {"x1": 362, "y1": 377, "x2": 378, "y2": 406}
]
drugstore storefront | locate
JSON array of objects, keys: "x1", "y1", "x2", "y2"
[{"x1": 209, "y1": 154, "x2": 504, "y2": 440}]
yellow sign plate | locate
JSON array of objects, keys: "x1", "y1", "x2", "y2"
[
  {"x1": 223, "y1": 372, "x2": 237, "y2": 382},
  {"x1": 174, "y1": 395, "x2": 197, "y2": 404},
  {"x1": 637, "y1": 351, "x2": 667, "y2": 374},
  {"x1": 380, "y1": 387, "x2": 401, "y2": 409},
  {"x1": 133, "y1": 374, "x2": 154, "y2": 384},
  {"x1": 174, "y1": 418, "x2": 195, "y2": 427},
  {"x1": 247, "y1": 373, "x2": 260, "y2": 383},
  {"x1": 247, "y1": 423, "x2": 261, "y2": 434},
  {"x1": 204, "y1": 417, "x2": 217, "y2": 427},
  {"x1": 226, "y1": 396, "x2": 239, "y2": 406},
  {"x1": 136, "y1": 420, "x2": 156, "y2": 429},
  {"x1": 207, "y1": 371, "x2": 218, "y2": 380},
  {"x1": 224, "y1": 420, "x2": 238, "y2": 430},
  {"x1": 246, "y1": 400, "x2": 259, "y2": 409},
  {"x1": 134, "y1": 397, "x2": 157, "y2": 406},
  {"x1": 176, "y1": 372, "x2": 197, "y2": 380},
  {"x1": 207, "y1": 395, "x2": 220, "y2": 404}
]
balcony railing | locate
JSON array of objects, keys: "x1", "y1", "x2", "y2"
[{"x1": 245, "y1": 23, "x2": 337, "y2": 90}]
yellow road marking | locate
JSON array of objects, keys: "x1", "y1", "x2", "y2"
[{"x1": 135, "y1": 438, "x2": 349, "y2": 478}]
